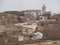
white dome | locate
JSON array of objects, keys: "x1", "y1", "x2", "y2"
[{"x1": 31, "y1": 32, "x2": 43, "y2": 40}]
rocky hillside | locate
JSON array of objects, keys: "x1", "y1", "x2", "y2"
[{"x1": 0, "y1": 11, "x2": 33, "y2": 25}]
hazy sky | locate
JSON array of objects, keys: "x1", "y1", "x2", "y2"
[{"x1": 0, "y1": 0, "x2": 60, "y2": 13}]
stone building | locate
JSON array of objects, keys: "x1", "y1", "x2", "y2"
[
  {"x1": 52, "y1": 14, "x2": 60, "y2": 21},
  {"x1": 39, "y1": 13, "x2": 51, "y2": 21},
  {"x1": 24, "y1": 10, "x2": 41, "y2": 18}
]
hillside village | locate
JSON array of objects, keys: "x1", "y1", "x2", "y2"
[{"x1": 0, "y1": 4, "x2": 60, "y2": 45}]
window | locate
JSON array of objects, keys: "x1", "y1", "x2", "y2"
[
  {"x1": 40, "y1": 17, "x2": 42, "y2": 19},
  {"x1": 0, "y1": 35, "x2": 3, "y2": 37},
  {"x1": 40, "y1": 16, "x2": 44, "y2": 21},
  {"x1": 48, "y1": 17, "x2": 50, "y2": 19},
  {"x1": 31, "y1": 12, "x2": 36, "y2": 17}
]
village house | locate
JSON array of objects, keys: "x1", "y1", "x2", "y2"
[
  {"x1": 52, "y1": 14, "x2": 60, "y2": 21},
  {"x1": 24, "y1": 10, "x2": 41, "y2": 17}
]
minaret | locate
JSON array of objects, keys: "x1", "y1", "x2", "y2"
[{"x1": 42, "y1": 4, "x2": 46, "y2": 15}]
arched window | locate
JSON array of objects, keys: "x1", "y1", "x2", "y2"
[{"x1": 31, "y1": 12, "x2": 36, "y2": 17}]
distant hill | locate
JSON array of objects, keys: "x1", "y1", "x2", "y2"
[{"x1": 0, "y1": 11, "x2": 25, "y2": 16}]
